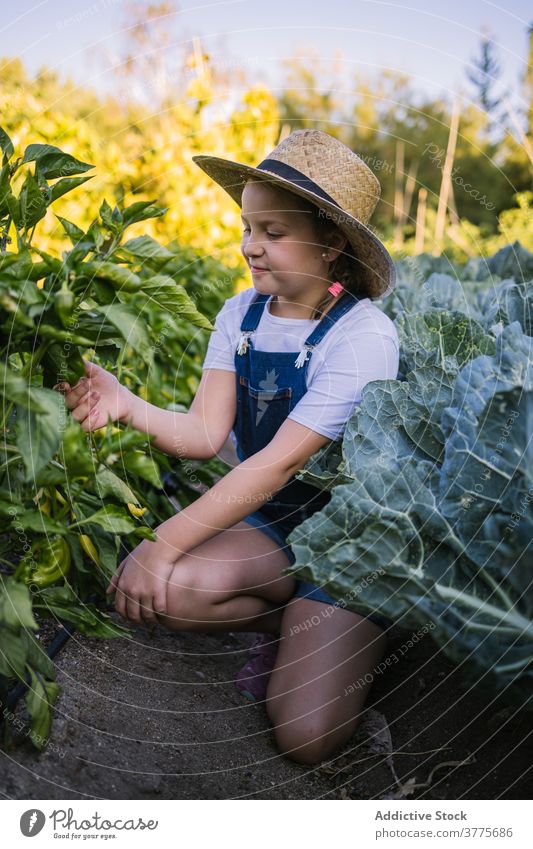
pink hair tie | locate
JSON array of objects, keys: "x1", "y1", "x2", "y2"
[{"x1": 328, "y1": 281, "x2": 344, "y2": 297}]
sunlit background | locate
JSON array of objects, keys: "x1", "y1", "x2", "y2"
[{"x1": 2, "y1": 0, "x2": 532, "y2": 286}]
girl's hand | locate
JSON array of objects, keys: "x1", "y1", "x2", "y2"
[
  {"x1": 54, "y1": 358, "x2": 132, "y2": 432},
  {"x1": 106, "y1": 539, "x2": 177, "y2": 625}
]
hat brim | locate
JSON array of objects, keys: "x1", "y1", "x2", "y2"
[{"x1": 192, "y1": 154, "x2": 395, "y2": 299}]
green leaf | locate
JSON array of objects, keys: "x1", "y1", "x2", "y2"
[
  {"x1": 19, "y1": 173, "x2": 47, "y2": 230},
  {"x1": 16, "y1": 388, "x2": 65, "y2": 481},
  {"x1": 284, "y1": 311, "x2": 533, "y2": 710},
  {"x1": 0, "y1": 626, "x2": 28, "y2": 678},
  {"x1": 0, "y1": 577, "x2": 38, "y2": 629},
  {"x1": 34, "y1": 465, "x2": 67, "y2": 486},
  {"x1": 130, "y1": 525, "x2": 157, "y2": 541},
  {"x1": 0, "y1": 362, "x2": 47, "y2": 412},
  {"x1": 16, "y1": 510, "x2": 69, "y2": 535},
  {"x1": 139, "y1": 275, "x2": 214, "y2": 329},
  {"x1": 99, "y1": 198, "x2": 123, "y2": 233},
  {"x1": 22, "y1": 143, "x2": 93, "y2": 179},
  {"x1": 297, "y1": 439, "x2": 350, "y2": 491},
  {"x1": 24, "y1": 628, "x2": 56, "y2": 679},
  {"x1": 123, "y1": 450, "x2": 162, "y2": 488},
  {"x1": 0, "y1": 495, "x2": 23, "y2": 518},
  {"x1": 86, "y1": 219, "x2": 105, "y2": 250},
  {"x1": 76, "y1": 504, "x2": 137, "y2": 534},
  {"x1": 0, "y1": 248, "x2": 34, "y2": 279},
  {"x1": 477, "y1": 278, "x2": 533, "y2": 337},
  {"x1": 86, "y1": 524, "x2": 119, "y2": 581},
  {"x1": 41, "y1": 343, "x2": 86, "y2": 389},
  {"x1": 419, "y1": 273, "x2": 473, "y2": 314},
  {"x1": 56, "y1": 215, "x2": 86, "y2": 244},
  {"x1": 122, "y1": 200, "x2": 167, "y2": 227},
  {"x1": 343, "y1": 380, "x2": 424, "y2": 475},
  {"x1": 397, "y1": 309, "x2": 495, "y2": 372},
  {"x1": 0, "y1": 126, "x2": 14, "y2": 161},
  {"x1": 121, "y1": 235, "x2": 173, "y2": 265},
  {"x1": 94, "y1": 425, "x2": 153, "y2": 458},
  {"x1": 0, "y1": 162, "x2": 11, "y2": 214},
  {"x1": 59, "y1": 420, "x2": 96, "y2": 477},
  {"x1": 4, "y1": 188, "x2": 21, "y2": 226},
  {"x1": 81, "y1": 261, "x2": 142, "y2": 292},
  {"x1": 487, "y1": 241, "x2": 533, "y2": 282},
  {"x1": 93, "y1": 465, "x2": 140, "y2": 505},
  {"x1": 342, "y1": 372, "x2": 451, "y2": 475},
  {"x1": 97, "y1": 302, "x2": 153, "y2": 364},
  {"x1": 35, "y1": 586, "x2": 131, "y2": 637},
  {"x1": 440, "y1": 325, "x2": 533, "y2": 580},
  {"x1": 31, "y1": 247, "x2": 63, "y2": 274},
  {"x1": 50, "y1": 174, "x2": 93, "y2": 203}
]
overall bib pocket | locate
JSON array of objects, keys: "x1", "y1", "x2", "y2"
[{"x1": 235, "y1": 374, "x2": 293, "y2": 456}]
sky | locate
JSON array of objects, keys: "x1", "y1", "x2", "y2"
[{"x1": 1, "y1": 0, "x2": 532, "y2": 110}]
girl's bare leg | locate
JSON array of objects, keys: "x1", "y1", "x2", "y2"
[
  {"x1": 154, "y1": 520, "x2": 295, "y2": 634},
  {"x1": 146, "y1": 520, "x2": 386, "y2": 766},
  {"x1": 265, "y1": 597, "x2": 388, "y2": 765}
]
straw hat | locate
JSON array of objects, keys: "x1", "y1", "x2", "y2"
[{"x1": 192, "y1": 129, "x2": 395, "y2": 299}]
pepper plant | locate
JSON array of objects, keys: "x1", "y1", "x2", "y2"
[{"x1": 0, "y1": 125, "x2": 235, "y2": 747}]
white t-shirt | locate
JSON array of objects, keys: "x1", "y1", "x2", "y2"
[{"x1": 201, "y1": 288, "x2": 400, "y2": 442}]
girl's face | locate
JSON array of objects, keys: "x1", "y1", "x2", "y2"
[{"x1": 240, "y1": 180, "x2": 330, "y2": 305}]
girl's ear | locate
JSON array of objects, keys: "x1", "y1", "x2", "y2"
[{"x1": 327, "y1": 231, "x2": 348, "y2": 261}]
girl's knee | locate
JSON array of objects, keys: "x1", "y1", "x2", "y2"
[
  {"x1": 272, "y1": 714, "x2": 358, "y2": 766},
  {"x1": 156, "y1": 561, "x2": 213, "y2": 631},
  {"x1": 155, "y1": 556, "x2": 249, "y2": 631},
  {"x1": 272, "y1": 724, "x2": 338, "y2": 766}
]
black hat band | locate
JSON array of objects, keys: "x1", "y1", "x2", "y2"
[{"x1": 256, "y1": 158, "x2": 342, "y2": 210}]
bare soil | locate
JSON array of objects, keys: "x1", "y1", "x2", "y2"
[{"x1": 1, "y1": 618, "x2": 531, "y2": 800}]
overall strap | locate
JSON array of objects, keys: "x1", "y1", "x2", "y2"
[
  {"x1": 236, "y1": 293, "x2": 269, "y2": 355},
  {"x1": 295, "y1": 294, "x2": 361, "y2": 368}
]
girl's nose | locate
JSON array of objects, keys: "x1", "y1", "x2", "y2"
[{"x1": 242, "y1": 244, "x2": 265, "y2": 262}]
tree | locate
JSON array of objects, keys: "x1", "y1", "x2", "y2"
[{"x1": 466, "y1": 33, "x2": 503, "y2": 123}]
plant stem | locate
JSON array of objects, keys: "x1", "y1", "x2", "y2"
[
  {"x1": 26, "y1": 224, "x2": 37, "y2": 247},
  {"x1": 435, "y1": 583, "x2": 533, "y2": 638}
]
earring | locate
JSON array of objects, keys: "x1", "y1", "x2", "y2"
[{"x1": 321, "y1": 252, "x2": 329, "y2": 259}]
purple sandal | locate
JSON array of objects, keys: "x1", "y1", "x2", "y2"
[{"x1": 235, "y1": 633, "x2": 280, "y2": 702}]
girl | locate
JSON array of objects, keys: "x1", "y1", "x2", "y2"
[{"x1": 56, "y1": 130, "x2": 400, "y2": 766}]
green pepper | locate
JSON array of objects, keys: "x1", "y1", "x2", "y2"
[
  {"x1": 19, "y1": 537, "x2": 71, "y2": 588},
  {"x1": 55, "y1": 280, "x2": 76, "y2": 328},
  {"x1": 60, "y1": 421, "x2": 96, "y2": 477}
]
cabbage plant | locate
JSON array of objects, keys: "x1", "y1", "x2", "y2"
[{"x1": 288, "y1": 247, "x2": 533, "y2": 710}]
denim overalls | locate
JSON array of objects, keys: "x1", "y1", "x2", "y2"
[{"x1": 233, "y1": 291, "x2": 392, "y2": 631}]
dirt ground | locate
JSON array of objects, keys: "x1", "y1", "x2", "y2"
[{"x1": 1, "y1": 616, "x2": 531, "y2": 801}]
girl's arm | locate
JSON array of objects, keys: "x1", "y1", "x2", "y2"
[
  {"x1": 58, "y1": 361, "x2": 236, "y2": 461},
  {"x1": 155, "y1": 418, "x2": 331, "y2": 557},
  {"x1": 109, "y1": 419, "x2": 331, "y2": 623},
  {"x1": 123, "y1": 368, "x2": 236, "y2": 460}
]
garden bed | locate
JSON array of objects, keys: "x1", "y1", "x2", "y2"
[{"x1": 1, "y1": 619, "x2": 530, "y2": 800}]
